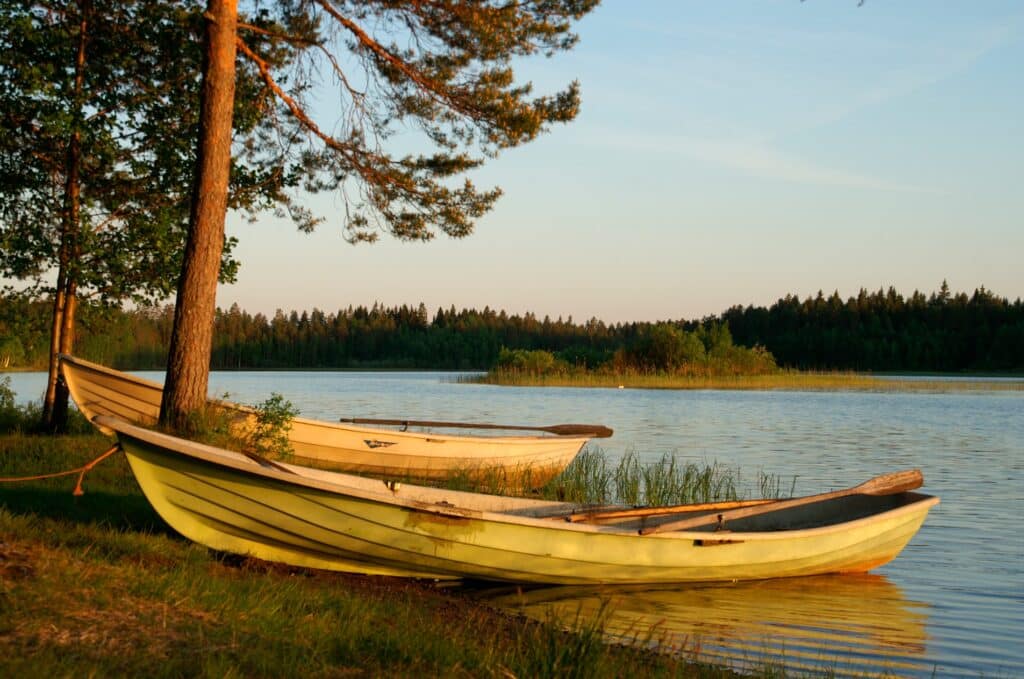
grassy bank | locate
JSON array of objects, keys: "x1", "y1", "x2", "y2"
[
  {"x1": 1, "y1": 432, "x2": 772, "y2": 678},
  {"x1": 472, "y1": 369, "x2": 1024, "y2": 392}
]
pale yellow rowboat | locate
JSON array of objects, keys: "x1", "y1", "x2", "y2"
[
  {"x1": 60, "y1": 355, "x2": 595, "y2": 484},
  {"x1": 100, "y1": 414, "x2": 939, "y2": 585}
]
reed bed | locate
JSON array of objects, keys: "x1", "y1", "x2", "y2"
[
  {"x1": 429, "y1": 447, "x2": 791, "y2": 508},
  {"x1": 472, "y1": 369, "x2": 1024, "y2": 392}
]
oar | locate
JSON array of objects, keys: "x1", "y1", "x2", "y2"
[
  {"x1": 556, "y1": 498, "x2": 777, "y2": 523},
  {"x1": 639, "y1": 469, "x2": 924, "y2": 536},
  {"x1": 242, "y1": 450, "x2": 296, "y2": 474},
  {"x1": 339, "y1": 417, "x2": 613, "y2": 438}
]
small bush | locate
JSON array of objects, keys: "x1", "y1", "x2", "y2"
[
  {"x1": 246, "y1": 393, "x2": 298, "y2": 457},
  {"x1": 0, "y1": 377, "x2": 19, "y2": 432},
  {"x1": 495, "y1": 347, "x2": 569, "y2": 376}
]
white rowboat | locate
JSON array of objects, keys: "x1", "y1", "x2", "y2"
[{"x1": 61, "y1": 355, "x2": 600, "y2": 484}]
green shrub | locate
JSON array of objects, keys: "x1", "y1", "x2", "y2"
[
  {"x1": 246, "y1": 393, "x2": 299, "y2": 457},
  {"x1": 495, "y1": 347, "x2": 568, "y2": 376}
]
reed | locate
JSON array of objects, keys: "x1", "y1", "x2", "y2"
[
  {"x1": 545, "y1": 448, "x2": 614, "y2": 504},
  {"x1": 614, "y1": 451, "x2": 643, "y2": 505},
  {"x1": 426, "y1": 447, "x2": 790, "y2": 508},
  {"x1": 472, "y1": 369, "x2": 1024, "y2": 392}
]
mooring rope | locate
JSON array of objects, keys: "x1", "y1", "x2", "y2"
[{"x1": 0, "y1": 444, "x2": 121, "y2": 496}]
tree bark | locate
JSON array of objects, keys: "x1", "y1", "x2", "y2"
[
  {"x1": 160, "y1": 0, "x2": 238, "y2": 430},
  {"x1": 41, "y1": 274, "x2": 67, "y2": 429},
  {"x1": 42, "y1": 1, "x2": 88, "y2": 433},
  {"x1": 52, "y1": 278, "x2": 78, "y2": 432}
]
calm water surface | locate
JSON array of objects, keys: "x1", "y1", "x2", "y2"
[{"x1": 4, "y1": 371, "x2": 1022, "y2": 677}]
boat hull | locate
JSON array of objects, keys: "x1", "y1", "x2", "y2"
[
  {"x1": 60, "y1": 355, "x2": 586, "y2": 484},
  {"x1": 104, "y1": 416, "x2": 939, "y2": 585}
]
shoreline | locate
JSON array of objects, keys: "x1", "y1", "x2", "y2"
[{"x1": 469, "y1": 371, "x2": 1024, "y2": 392}]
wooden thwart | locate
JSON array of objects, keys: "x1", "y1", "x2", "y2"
[
  {"x1": 639, "y1": 469, "x2": 924, "y2": 536},
  {"x1": 339, "y1": 417, "x2": 613, "y2": 438}
]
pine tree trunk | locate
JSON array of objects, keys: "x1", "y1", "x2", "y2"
[
  {"x1": 41, "y1": 278, "x2": 67, "y2": 429},
  {"x1": 160, "y1": 0, "x2": 238, "y2": 430},
  {"x1": 42, "y1": 1, "x2": 88, "y2": 433},
  {"x1": 52, "y1": 280, "x2": 78, "y2": 432}
]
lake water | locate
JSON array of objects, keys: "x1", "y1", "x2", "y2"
[{"x1": 3, "y1": 370, "x2": 1022, "y2": 677}]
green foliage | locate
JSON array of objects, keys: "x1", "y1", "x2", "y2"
[
  {"x1": 251, "y1": 2, "x2": 600, "y2": 243},
  {"x1": 171, "y1": 393, "x2": 297, "y2": 460},
  {"x1": 626, "y1": 323, "x2": 707, "y2": 372},
  {"x1": 724, "y1": 283, "x2": 1024, "y2": 371},
  {"x1": 0, "y1": 1, "x2": 246, "y2": 305},
  {"x1": 0, "y1": 378, "x2": 91, "y2": 435},
  {"x1": 0, "y1": 335, "x2": 25, "y2": 368},
  {"x1": 1, "y1": 281, "x2": 1022, "y2": 373},
  {"x1": 246, "y1": 393, "x2": 298, "y2": 458},
  {"x1": 0, "y1": 377, "x2": 17, "y2": 431},
  {"x1": 496, "y1": 347, "x2": 568, "y2": 375}
]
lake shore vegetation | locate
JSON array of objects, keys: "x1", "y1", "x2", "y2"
[{"x1": 475, "y1": 364, "x2": 1024, "y2": 392}]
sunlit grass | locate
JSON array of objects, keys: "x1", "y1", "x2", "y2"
[{"x1": 422, "y1": 447, "x2": 791, "y2": 508}]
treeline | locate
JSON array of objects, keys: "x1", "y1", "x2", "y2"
[
  {"x1": 1, "y1": 282, "x2": 1021, "y2": 372},
  {"x1": 721, "y1": 283, "x2": 1024, "y2": 372},
  {"x1": 493, "y1": 322, "x2": 778, "y2": 379}
]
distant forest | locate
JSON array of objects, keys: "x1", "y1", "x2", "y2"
[{"x1": 1, "y1": 282, "x2": 1021, "y2": 372}]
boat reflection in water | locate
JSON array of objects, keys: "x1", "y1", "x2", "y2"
[{"x1": 477, "y1": 574, "x2": 931, "y2": 677}]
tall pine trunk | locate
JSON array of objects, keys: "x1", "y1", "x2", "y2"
[
  {"x1": 160, "y1": 0, "x2": 238, "y2": 430},
  {"x1": 42, "y1": 1, "x2": 88, "y2": 432}
]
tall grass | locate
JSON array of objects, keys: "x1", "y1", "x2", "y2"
[
  {"x1": 547, "y1": 448, "x2": 614, "y2": 504},
  {"x1": 421, "y1": 446, "x2": 792, "y2": 508},
  {"x1": 441, "y1": 447, "x2": 791, "y2": 507}
]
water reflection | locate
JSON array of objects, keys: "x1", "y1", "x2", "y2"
[{"x1": 476, "y1": 574, "x2": 932, "y2": 677}]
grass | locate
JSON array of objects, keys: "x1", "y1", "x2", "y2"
[
  {"x1": 429, "y1": 447, "x2": 789, "y2": 507},
  {"x1": 471, "y1": 369, "x2": 1024, "y2": 392},
  {"x1": 548, "y1": 449, "x2": 757, "y2": 506},
  {"x1": 3, "y1": 430, "x2": 832, "y2": 678}
]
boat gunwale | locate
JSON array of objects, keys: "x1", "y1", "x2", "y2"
[
  {"x1": 98, "y1": 414, "x2": 940, "y2": 542},
  {"x1": 61, "y1": 354, "x2": 590, "y2": 445}
]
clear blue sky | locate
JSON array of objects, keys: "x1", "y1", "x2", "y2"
[{"x1": 219, "y1": 0, "x2": 1023, "y2": 323}]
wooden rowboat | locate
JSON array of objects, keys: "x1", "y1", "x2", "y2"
[
  {"x1": 100, "y1": 414, "x2": 939, "y2": 585},
  {"x1": 60, "y1": 354, "x2": 602, "y2": 484}
]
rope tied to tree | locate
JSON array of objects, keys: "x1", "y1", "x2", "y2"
[{"x1": 0, "y1": 444, "x2": 121, "y2": 496}]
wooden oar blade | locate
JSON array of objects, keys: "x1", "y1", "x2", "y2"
[
  {"x1": 857, "y1": 469, "x2": 924, "y2": 495},
  {"x1": 339, "y1": 417, "x2": 612, "y2": 438},
  {"x1": 544, "y1": 424, "x2": 614, "y2": 438}
]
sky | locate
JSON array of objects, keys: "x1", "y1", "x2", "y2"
[{"x1": 217, "y1": 0, "x2": 1024, "y2": 324}]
